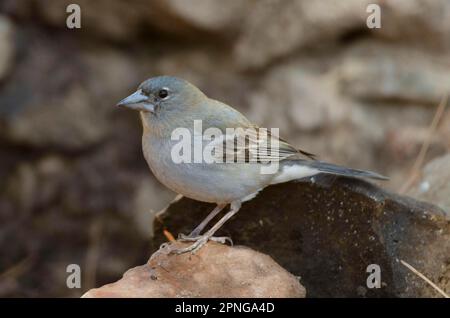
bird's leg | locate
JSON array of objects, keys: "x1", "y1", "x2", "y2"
[
  {"x1": 178, "y1": 203, "x2": 227, "y2": 240},
  {"x1": 172, "y1": 200, "x2": 241, "y2": 254}
]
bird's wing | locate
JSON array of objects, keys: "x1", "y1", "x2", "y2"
[
  {"x1": 200, "y1": 99, "x2": 315, "y2": 163},
  {"x1": 207, "y1": 125, "x2": 315, "y2": 163}
]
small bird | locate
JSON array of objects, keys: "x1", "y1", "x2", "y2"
[{"x1": 117, "y1": 76, "x2": 387, "y2": 254}]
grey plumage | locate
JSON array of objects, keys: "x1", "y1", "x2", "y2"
[{"x1": 117, "y1": 76, "x2": 388, "y2": 254}]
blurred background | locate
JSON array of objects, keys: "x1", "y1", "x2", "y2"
[{"x1": 0, "y1": 0, "x2": 449, "y2": 297}]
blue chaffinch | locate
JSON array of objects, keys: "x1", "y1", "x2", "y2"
[{"x1": 117, "y1": 76, "x2": 387, "y2": 254}]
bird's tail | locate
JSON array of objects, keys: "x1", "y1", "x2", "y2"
[
  {"x1": 272, "y1": 159, "x2": 388, "y2": 184},
  {"x1": 303, "y1": 160, "x2": 388, "y2": 180}
]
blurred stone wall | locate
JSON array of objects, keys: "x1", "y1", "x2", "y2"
[{"x1": 0, "y1": 0, "x2": 449, "y2": 297}]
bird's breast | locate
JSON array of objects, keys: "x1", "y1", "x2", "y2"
[{"x1": 141, "y1": 132, "x2": 270, "y2": 203}]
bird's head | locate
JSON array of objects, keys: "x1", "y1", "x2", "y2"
[{"x1": 117, "y1": 76, "x2": 205, "y2": 117}]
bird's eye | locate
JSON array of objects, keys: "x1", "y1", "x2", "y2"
[{"x1": 158, "y1": 89, "x2": 168, "y2": 99}]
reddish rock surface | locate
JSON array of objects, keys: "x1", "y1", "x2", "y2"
[{"x1": 83, "y1": 242, "x2": 306, "y2": 298}]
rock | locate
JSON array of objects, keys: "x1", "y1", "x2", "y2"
[
  {"x1": 408, "y1": 154, "x2": 450, "y2": 215},
  {"x1": 248, "y1": 62, "x2": 349, "y2": 131},
  {"x1": 377, "y1": 0, "x2": 450, "y2": 49},
  {"x1": 159, "y1": 0, "x2": 249, "y2": 34},
  {"x1": 5, "y1": 155, "x2": 69, "y2": 214},
  {"x1": 0, "y1": 30, "x2": 91, "y2": 149},
  {"x1": 152, "y1": 177, "x2": 449, "y2": 297},
  {"x1": 0, "y1": 146, "x2": 154, "y2": 297},
  {"x1": 82, "y1": 50, "x2": 140, "y2": 103},
  {"x1": 16, "y1": 0, "x2": 151, "y2": 42},
  {"x1": 0, "y1": 15, "x2": 14, "y2": 80},
  {"x1": 3, "y1": 0, "x2": 248, "y2": 42},
  {"x1": 83, "y1": 242, "x2": 306, "y2": 298},
  {"x1": 0, "y1": 29, "x2": 140, "y2": 150},
  {"x1": 4, "y1": 84, "x2": 109, "y2": 149},
  {"x1": 337, "y1": 42, "x2": 450, "y2": 105},
  {"x1": 234, "y1": 0, "x2": 372, "y2": 69}
]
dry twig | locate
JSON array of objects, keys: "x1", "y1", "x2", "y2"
[
  {"x1": 399, "y1": 94, "x2": 449, "y2": 194},
  {"x1": 400, "y1": 259, "x2": 449, "y2": 298},
  {"x1": 163, "y1": 229, "x2": 176, "y2": 242}
]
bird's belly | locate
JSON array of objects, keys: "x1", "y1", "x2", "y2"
[
  {"x1": 143, "y1": 140, "x2": 267, "y2": 203},
  {"x1": 154, "y1": 161, "x2": 266, "y2": 203}
]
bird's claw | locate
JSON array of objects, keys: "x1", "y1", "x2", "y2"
[
  {"x1": 209, "y1": 236, "x2": 233, "y2": 246},
  {"x1": 177, "y1": 233, "x2": 195, "y2": 241},
  {"x1": 173, "y1": 236, "x2": 209, "y2": 254},
  {"x1": 170, "y1": 234, "x2": 233, "y2": 254},
  {"x1": 156, "y1": 242, "x2": 173, "y2": 255}
]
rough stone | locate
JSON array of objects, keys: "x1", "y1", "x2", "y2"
[
  {"x1": 377, "y1": 0, "x2": 450, "y2": 49},
  {"x1": 3, "y1": 0, "x2": 247, "y2": 42},
  {"x1": 234, "y1": 0, "x2": 372, "y2": 69},
  {"x1": 248, "y1": 62, "x2": 349, "y2": 131},
  {"x1": 160, "y1": 0, "x2": 249, "y2": 34},
  {"x1": 337, "y1": 42, "x2": 450, "y2": 106},
  {"x1": 4, "y1": 84, "x2": 109, "y2": 149},
  {"x1": 0, "y1": 30, "x2": 139, "y2": 150},
  {"x1": 83, "y1": 242, "x2": 306, "y2": 298}
]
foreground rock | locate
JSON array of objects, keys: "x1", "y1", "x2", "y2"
[
  {"x1": 83, "y1": 242, "x2": 305, "y2": 298},
  {"x1": 153, "y1": 177, "x2": 449, "y2": 297}
]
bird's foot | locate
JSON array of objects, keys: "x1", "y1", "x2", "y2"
[
  {"x1": 176, "y1": 228, "x2": 202, "y2": 240},
  {"x1": 156, "y1": 242, "x2": 173, "y2": 255},
  {"x1": 177, "y1": 233, "x2": 196, "y2": 241},
  {"x1": 171, "y1": 234, "x2": 233, "y2": 254},
  {"x1": 178, "y1": 233, "x2": 233, "y2": 245}
]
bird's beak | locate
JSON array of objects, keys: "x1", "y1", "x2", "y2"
[{"x1": 116, "y1": 89, "x2": 155, "y2": 113}]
